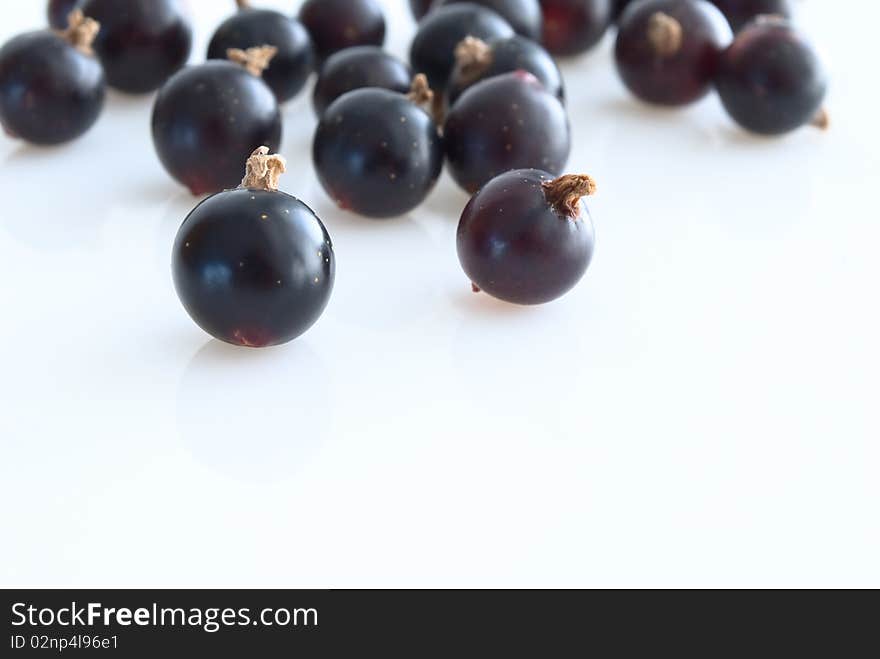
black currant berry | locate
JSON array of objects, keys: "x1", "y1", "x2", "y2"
[
  {"x1": 434, "y1": 0, "x2": 543, "y2": 41},
  {"x1": 207, "y1": 0, "x2": 313, "y2": 104},
  {"x1": 715, "y1": 16, "x2": 828, "y2": 135},
  {"x1": 313, "y1": 75, "x2": 444, "y2": 218},
  {"x1": 409, "y1": 0, "x2": 434, "y2": 20},
  {"x1": 709, "y1": 0, "x2": 792, "y2": 32},
  {"x1": 614, "y1": 0, "x2": 731, "y2": 106},
  {"x1": 173, "y1": 148, "x2": 334, "y2": 348},
  {"x1": 312, "y1": 46, "x2": 411, "y2": 117},
  {"x1": 152, "y1": 47, "x2": 282, "y2": 195},
  {"x1": 81, "y1": 0, "x2": 192, "y2": 94},
  {"x1": 48, "y1": 0, "x2": 81, "y2": 29},
  {"x1": 443, "y1": 71, "x2": 570, "y2": 194},
  {"x1": 539, "y1": 0, "x2": 613, "y2": 56},
  {"x1": 447, "y1": 35, "x2": 564, "y2": 107},
  {"x1": 298, "y1": 0, "x2": 385, "y2": 64},
  {"x1": 457, "y1": 169, "x2": 596, "y2": 305},
  {"x1": 0, "y1": 11, "x2": 104, "y2": 145},
  {"x1": 410, "y1": 3, "x2": 515, "y2": 91}
]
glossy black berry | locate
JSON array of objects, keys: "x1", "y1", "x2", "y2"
[
  {"x1": 614, "y1": 0, "x2": 731, "y2": 106},
  {"x1": 81, "y1": 0, "x2": 192, "y2": 94},
  {"x1": 173, "y1": 148, "x2": 334, "y2": 348},
  {"x1": 298, "y1": 0, "x2": 385, "y2": 64},
  {"x1": 448, "y1": 35, "x2": 564, "y2": 107},
  {"x1": 312, "y1": 46, "x2": 411, "y2": 117},
  {"x1": 152, "y1": 52, "x2": 282, "y2": 195},
  {"x1": 434, "y1": 0, "x2": 543, "y2": 41},
  {"x1": 709, "y1": 0, "x2": 792, "y2": 32},
  {"x1": 715, "y1": 16, "x2": 827, "y2": 135},
  {"x1": 457, "y1": 169, "x2": 596, "y2": 305},
  {"x1": 539, "y1": 0, "x2": 613, "y2": 56},
  {"x1": 0, "y1": 13, "x2": 104, "y2": 145},
  {"x1": 48, "y1": 0, "x2": 81, "y2": 29},
  {"x1": 207, "y1": 3, "x2": 313, "y2": 104},
  {"x1": 313, "y1": 76, "x2": 443, "y2": 218},
  {"x1": 410, "y1": 3, "x2": 514, "y2": 91},
  {"x1": 443, "y1": 71, "x2": 570, "y2": 194}
]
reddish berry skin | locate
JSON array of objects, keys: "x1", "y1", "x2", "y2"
[
  {"x1": 151, "y1": 62, "x2": 282, "y2": 195},
  {"x1": 207, "y1": 9, "x2": 314, "y2": 104},
  {"x1": 457, "y1": 169, "x2": 595, "y2": 305},
  {"x1": 715, "y1": 17, "x2": 827, "y2": 135},
  {"x1": 47, "y1": 0, "x2": 81, "y2": 29},
  {"x1": 434, "y1": 0, "x2": 543, "y2": 41},
  {"x1": 614, "y1": 0, "x2": 731, "y2": 106},
  {"x1": 298, "y1": 0, "x2": 385, "y2": 63},
  {"x1": 539, "y1": 0, "x2": 613, "y2": 56},
  {"x1": 410, "y1": 4, "x2": 514, "y2": 91},
  {"x1": 312, "y1": 46, "x2": 411, "y2": 117},
  {"x1": 81, "y1": 0, "x2": 192, "y2": 94},
  {"x1": 709, "y1": 0, "x2": 792, "y2": 32},
  {"x1": 443, "y1": 71, "x2": 570, "y2": 194},
  {"x1": 0, "y1": 31, "x2": 105, "y2": 145},
  {"x1": 173, "y1": 189, "x2": 335, "y2": 347},
  {"x1": 447, "y1": 35, "x2": 564, "y2": 107},
  {"x1": 313, "y1": 88, "x2": 443, "y2": 218}
]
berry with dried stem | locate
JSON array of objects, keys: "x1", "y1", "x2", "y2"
[
  {"x1": 173, "y1": 147, "x2": 335, "y2": 347},
  {"x1": 0, "y1": 10, "x2": 105, "y2": 144},
  {"x1": 457, "y1": 169, "x2": 597, "y2": 305}
]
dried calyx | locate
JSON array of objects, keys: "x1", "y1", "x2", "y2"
[
  {"x1": 407, "y1": 73, "x2": 435, "y2": 114},
  {"x1": 227, "y1": 45, "x2": 278, "y2": 77},
  {"x1": 240, "y1": 147, "x2": 287, "y2": 192},
  {"x1": 61, "y1": 9, "x2": 100, "y2": 55},
  {"x1": 810, "y1": 107, "x2": 830, "y2": 130},
  {"x1": 647, "y1": 12, "x2": 683, "y2": 57},
  {"x1": 454, "y1": 36, "x2": 493, "y2": 85},
  {"x1": 542, "y1": 174, "x2": 598, "y2": 219},
  {"x1": 235, "y1": 0, "x2": 252, "y2": 8}
]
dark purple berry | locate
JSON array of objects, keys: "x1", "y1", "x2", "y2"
[
  {"x1": 614, "y1": 0, "x2": 731, "y2": 106},
  {"x1": 298, "y1": 0, "x2": 385, "y2": 64},
  {"x1": 0, "y1": 12, "x2": 104, "y2": 145},
  {"x1": 539, "y1": 0, "x2": 613, "y2": 56},
  {"x1": 313, "y1": 75, "x2": 443, "y2": 218},
  {"x1": 48, "y1": 0, "x2": 82, "y2": 29},
  {"x1": 410, "y1": 3, "x2": 515, "y2": 91},
  {"x1": 715, "y1": 16, "x2": 828, "y2": 135},
  {"x1": 152, "y1": 49, "x2": 282, "y2": 195},
  {"x1": 457, "y1": 169, "x2": 596, "y2": 305},
  {"x1": 434, "y1": 0, "x2": 543, "y2": 41},
  {"x1": 443, "y1": 71, "x2": 570, "y2": 194},
  {"x1": 709, "y1": 0, "x2": 792, "y2": 32},
  {"x1": 207, "y1": 3, "x2": 313, "y2": 104},
  {"x1": 312, "y1": 46, "x2": 411, "y2": 117},
  {"x1": 409, "y1": 0, "x2": 434, "y2": 20},
  {"x1": 448, "y1": 35, "x2": 564, "y2": 107},
  {"x1": 81, "y1": 0, "x2": 192, "y2": 94},
  {"x1": 173, "y1": 148, "x2": 334, "y2": 348}
]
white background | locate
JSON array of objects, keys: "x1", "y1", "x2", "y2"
[{"x1": 1, "y1": 0, "x2": 878, "y2": 587}]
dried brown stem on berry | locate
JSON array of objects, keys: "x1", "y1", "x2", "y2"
[
  {"x1": 407, "y1": 73, "x2": 436, "y2": 116},
  {"x1": 647, "y1": 12, "x2": 683, "y2": 57},
  {"x1": 240, "y1": 147, "x2": 287, "y2": 192},
  {"x1": 810, "y1": 107, "x2": 830, "y2": 131},
  {"x1": 542, "y1": 174, "x2": 597, "y2": 219},
  {"x1": 454, "y1": 36, "x2": 492, "y2": 85},
  {"x1": 61, "y1": 9, "x2": 100, "y2": 55},
  {"x1": 227, "y1": 45, "x2": 278, "y2": 77}
]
